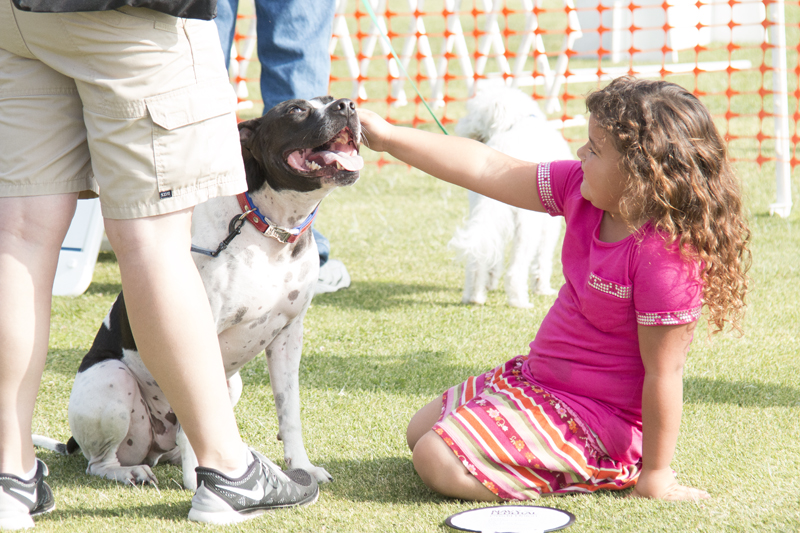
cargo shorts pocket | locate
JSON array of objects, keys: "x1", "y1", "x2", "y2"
[{"x1": 145, "y1": 79, "x2": 241, "y2": 200}]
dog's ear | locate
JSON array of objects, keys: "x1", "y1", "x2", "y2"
[{"x1": 238, "y1": 119, "x2": 260, "y2": 164}]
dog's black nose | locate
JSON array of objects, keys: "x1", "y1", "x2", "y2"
[{"x1": 332, "y1": 98, "x2": 356, "y2": 116}]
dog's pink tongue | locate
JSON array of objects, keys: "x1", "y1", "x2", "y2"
[
  {"x1": 316, "y1": 150, "x2": 364, "y2": 171},
  {"x1": 288, "y1": 148, "x2": 363, "y2": 172},
  {"x1": 287, "y1": 150, "x2": 309, "y2": 171}
]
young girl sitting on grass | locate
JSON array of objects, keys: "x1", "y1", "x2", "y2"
[{"x1": 357, "y1": 76, "x2": 750, "y2": 502}]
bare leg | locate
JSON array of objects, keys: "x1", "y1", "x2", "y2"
[
  {"x1": 0, "y1": 194, "x2": 77, "y2": 476},
  {"x1": 412, "y1": 431, "x2": 501, "y2": 501},
  {"x1": 407, "y1": 398, "x2": 500, "y2": 500},
  {"x1": 407, "y1": 398, "x2": 442, "y2": 451},
  {"x1": 104, "y1": 209, "x2": 243, "y2": 473}
]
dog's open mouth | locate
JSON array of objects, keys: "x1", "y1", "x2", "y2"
[{"x1": 286, "y1": 127, "x2": 363, "y2": 174}]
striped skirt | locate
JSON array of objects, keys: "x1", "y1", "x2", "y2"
[{"x1": 432, "y1": 355, "x2": 641, "y2": 500}]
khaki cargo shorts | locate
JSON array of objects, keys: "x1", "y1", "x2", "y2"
[{"x1": 0, "y1": 1, "x2": 246, "y2": 219}]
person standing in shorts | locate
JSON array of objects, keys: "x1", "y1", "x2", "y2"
[{"x1": 0, "y1": 2, "x2": 317, "y2": 528}]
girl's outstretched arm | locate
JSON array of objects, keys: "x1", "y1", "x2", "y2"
[
  {"x1": 633, "y1": 322, "x2": 710, "y2": 501},
  {"x1": 357, "y1": 108, "x2": 547, "y2": 212}
]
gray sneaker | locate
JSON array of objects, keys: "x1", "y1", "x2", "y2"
[
  {"x1": 188, "y1": 449, "x2": 318, "y2": 525},
  {"x1": 0, "y1": 460, "x2": 55, "y2": 530}
]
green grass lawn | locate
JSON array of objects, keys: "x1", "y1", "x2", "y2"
[
  {"x1": 29, "y1": 1, "x2": 800, "y2": 530},
  {"x1": 34, "y1": 151, "x2": 800, "y2": 531}
]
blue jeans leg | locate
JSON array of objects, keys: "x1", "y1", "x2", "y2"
[
  {"x1": 312, "y1": 228, "x2": 330, "y2": 267},
  {"x1": 255, "y1": 0, "x2": 336, "y2": 114},
  {"x1": 214, "y1": 0, "x2": 239, "y2": 71}
]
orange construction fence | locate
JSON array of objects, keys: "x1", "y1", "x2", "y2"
[{"x1": 228, "y1": 0, "x2": 798, "y2": 216}]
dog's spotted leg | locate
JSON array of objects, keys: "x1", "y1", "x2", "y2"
[
  {"x1": 227, "y1": 371, "x2": 243, "y2": 407},
  {"x1": 176, "y1": 427, "x2": 197, "y2": 490},
  {"x1": 68, "y1": 359, "x2": 158, "y2": 485},
  {"x1": 266, "y1": 321, "x2": 332, "y2": 483}
]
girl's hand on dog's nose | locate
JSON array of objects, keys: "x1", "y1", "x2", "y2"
[{"x1": 356, "y1": 108, "x2": 393, "y2": 153}]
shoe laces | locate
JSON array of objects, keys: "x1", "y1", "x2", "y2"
[{"x1": 249, "y1": 449, "x2": 289, "y2": 490}]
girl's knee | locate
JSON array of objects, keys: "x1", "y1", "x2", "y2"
[
  {"x1": 407, "y1": 398, "x2": 443, "y2": 451},
  {"x1": 412, "y1": 431, "x2": 459, "y2": 490},
  {"x1": 412, "y1": 431, "x2": 502, "y2": 501}
]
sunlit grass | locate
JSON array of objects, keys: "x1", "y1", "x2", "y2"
[{"x1": 29, "y1": 1, "x2": 800, "y2": 531}]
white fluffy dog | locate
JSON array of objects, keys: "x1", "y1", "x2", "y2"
[{"x1": 450, "y1": 86, "x2": 572, "y2": 308}]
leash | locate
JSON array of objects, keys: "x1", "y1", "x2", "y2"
[
  {"x1": 359, "y1": 0, "x2": 448, "y2": 136},
  {"x1": 190, "y1": 192, "x2": 319, "y2": 257}
]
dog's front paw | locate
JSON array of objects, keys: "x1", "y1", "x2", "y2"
[
  {"x1": 462, "y1": 294, "x2": 487, "y2": 306},
  {"x1": 182, "y1": 470, "x2": 198, "y2": 491},
  {"x1": 534, "y1": 286, "x2": 558, "y2": 296},
  {"x1": 90, "y1": 464, "x2": 159, "y2": 486},
  {"x1": 306, "y1": 465, "x2": 334, "y2": 484},
  {"x1": 287, "y1": 459, "x2": 333, "y2": 483},
  {"x1": 507, "y1": 297, "x2": 534, "y2": 309}
]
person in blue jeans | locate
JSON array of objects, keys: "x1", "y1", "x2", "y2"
[{"x1": 215, "y1": 0, "x2": 350, "y2": 293}]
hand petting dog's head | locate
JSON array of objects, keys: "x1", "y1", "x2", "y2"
[{"x1": 238, "y1": 96, "x2": 363, "y2": 193}]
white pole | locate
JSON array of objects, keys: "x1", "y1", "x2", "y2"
[{"x1": 769, "y1": 0, "x2": 793, "y2": 217}]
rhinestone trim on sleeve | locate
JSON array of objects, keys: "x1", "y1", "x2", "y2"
[
  {"x1": 537, "y1": 162, "x2": 560, "y2": 215},
  {"x1": 636, "y1": 305, "x2": 703, "y2": 326}
]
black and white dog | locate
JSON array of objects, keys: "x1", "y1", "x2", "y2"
[{"x1": 35, "y1": 96, "x2": 362, "y2": 490}]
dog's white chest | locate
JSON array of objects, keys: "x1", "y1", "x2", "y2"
[{"x1": 195, "y1": 231, "x2": 319, "y2": 375}]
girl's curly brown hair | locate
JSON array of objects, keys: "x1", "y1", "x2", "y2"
[{"x1": 585, "y1": 76, "x2": 751, "y2": 333}]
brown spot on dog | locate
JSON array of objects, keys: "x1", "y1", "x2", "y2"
[
  {"x1": 165, "y1": 411, "x2": 177, "y2": 425},
  {"x1": 288, "y1": 290, "x2": 299, "y2": 301},
  {"x1": 127, "y1": 439, "x2": 133, "y2": 446},
  {"x1": 232, "y1": 307, "x2": 248, "y2": 325},
  {"x1": 291, "y1": 231, "x2": 311, "y2": 258},
  {"x1": 250, "y1": 310, "x2": 271, "y2": 329},
  {"x1": 298, "y1": 260, "x2": 310, "y2": 282},
  {"x1": 150, "y1": 442, "x2": 169, "y2": 454},
  {"x1": 151, "y1": 416, "x2": 167, "y2": 435},
  {"x1": 241, "y1": 248, "x2": 255, "y2": 267},
  {"x1": 284, "y1": 271, "x2": 293, "y2": 283}
]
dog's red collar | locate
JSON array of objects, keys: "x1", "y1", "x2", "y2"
[{"x1": 236, "y1": 192, "x2": 319, "y2": 244}]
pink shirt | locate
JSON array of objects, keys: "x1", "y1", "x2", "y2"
[{"x1": 521, "y1": 160, "x2": 702, "y2": 464}]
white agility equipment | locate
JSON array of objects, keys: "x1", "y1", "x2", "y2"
[{"x1": 53, "y1": 199, "x2": 104, "y2": 297}]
